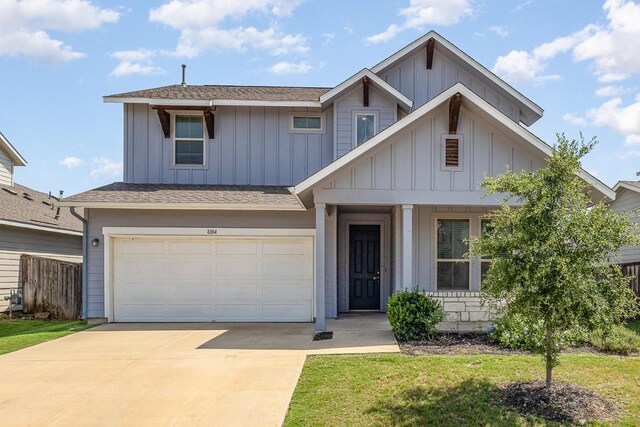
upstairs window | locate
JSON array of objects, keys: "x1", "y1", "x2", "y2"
[
  {"x1": 175, "y1": 115, "x2": 204, "y2": 165},
  {"x1": 290, "y1": 114, "x2": 324, "y2": 133},
  {"x1": 355, "y1": 113, "x2": 376, "y2": 146}
]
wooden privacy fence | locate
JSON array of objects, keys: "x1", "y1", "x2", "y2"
[
  {"x1": 21, "y1": 254, "x2": 82, "y2": 320},
  {"x1": 620, "y1": 262, "x2": 640, "y2": 299}
]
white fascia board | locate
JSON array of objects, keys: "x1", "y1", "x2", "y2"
[
  {"x1": 295, "y1": 82, "x2": 614, "y2": 201},
  {"x1": 102, "y1": 227, "x2": 315, "y2": 237},
  {"x1": 0, "y1": 132, "x2": 27, "y2": 166},
  {"x1": 319, "y1": 69, "x2": 413, "y2": 111},
  {"x1": 0, "y1": 219, "x2": 82, "y2": 236},
  {"x1": 103, "y1": 97, "x2": 321, "y2": 108},
  {"x1": 57, "y1": 201, "x2": 307, "y2": 211},
  {"x1": 370, "y1": 31, "x2": 543, "y2": 125},
  {"x1": 613, "y1": 181, "x2": 640, "y2": 195}
]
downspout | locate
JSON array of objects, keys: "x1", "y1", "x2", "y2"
[{"x1": 70, "y1": 207, "x2": 88, "y2": 320}]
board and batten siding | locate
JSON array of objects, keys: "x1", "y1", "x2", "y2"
[
  {"x1": 85, "y1": 208, "x2": 342, "y2": 319},
  {"x1": 377, "y1": 45, "x2": 521, "y2": 123},
  {"x1": 123, "y1": 104, "x2": 334, "y2": 186},
  {"x1": 0, "y1": 149, "x2": 13, "y2": 187},
  {"x1": 320, "y1": 103, "x2": 545, "y2": 197},
  {"x1": 611, "y1": 188, "x2": 640, "y2": 263},
  {"x1": 335, "y1": 86, "x2": 398, "y2": 158},
  {"x1": 0, "y1": 225, "x2": 81, "y2": 311}
]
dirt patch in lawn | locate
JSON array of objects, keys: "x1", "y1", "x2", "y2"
[{"x1": 501, "y1": 381, "x2": 616, "y2": 423}]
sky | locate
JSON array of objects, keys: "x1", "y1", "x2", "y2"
[{"x1": 1, "y1": 0, "x2": 640, "y2": 196}]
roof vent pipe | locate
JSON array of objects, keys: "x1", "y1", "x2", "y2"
[{"x1": 181, "y1": 64, "x2": 186, "y2": 86}]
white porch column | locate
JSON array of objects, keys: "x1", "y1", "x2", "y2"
[
  {"x1": 315, "y1": 203, "x2": 326, "y2": 331},
  {"x1": 402, "y1": 204, "x2": 414, "y2": 290}
]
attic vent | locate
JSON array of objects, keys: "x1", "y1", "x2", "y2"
[
  {"x1": 22, "y1": 192, "x2": 33, "y2": 201},
  {"x1": 2, "y1": 187, "x2": 17, "y2": 195},
  {"x1": 42, "y1": 200, "x2": 52, "y2": 207},
  {"x1": 445, "y1": 138, "x2": 459, "y2": 167}
]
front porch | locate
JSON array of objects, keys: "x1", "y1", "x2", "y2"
[{"x1": 314, "y1": 204, "x2": 495, "y2": 331}]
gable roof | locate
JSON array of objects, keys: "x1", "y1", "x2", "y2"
[
  {"x1": 370, "y1": 31, "x2": 544, "y2": 126},
  {"x1": 0, "y1": 132, "x2": 27, "y2": 166},
  {"x1": 319, "y1": 68, "x2": 413, "y2": 111},
  {"x1": 613, "y1": 181, "x2": 640, "y2": 194},
  {"x1": 0, "y1": 182, "x2": 82, "y2": 235},
  {"x1": 293, "y1": 82, "x2": 613, "y2": 202},
  {"x1": 59, "y1": 183, "x2": 305, "y2": 211},
  {"x1": 104, "y1": 85, "x2": 331, "y2": 108}
]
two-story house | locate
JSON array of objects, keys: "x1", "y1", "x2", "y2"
[{"x1": 61, "y1": 31, "x2": 613, "y2": 330}]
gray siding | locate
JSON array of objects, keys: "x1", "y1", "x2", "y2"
[
  {"x1": 320, "y1": 103, "x2": 545, "y2": 197},
  {"x1": 124, "y1": 104, "x2": 334, "y2": 186},
  {"x1": 0, "y1": 149, "x2": 13, "y2": 187},
  {"x1": 611, "y1": 189, "x2": 640, "y2": 263},
  {"x1": 86, "y1": 208, "x2": 316, "y2": 318},
  {"x1": 335, "y1": 86, "x2": 397, "y2": 158},
  {"x1": 378, "y1": 45, "x2": 521, "y2": 123},
  {"x1": 0, "y1": 225, "x2": 81, "y2": 311}
]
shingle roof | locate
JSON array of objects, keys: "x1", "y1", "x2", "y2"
[
  {"x1": 62, "y1": 183, "x2": 303, "y2": 209},
  {"x1": 0, "y1": 183, "x2": 82, "y2": 233},
  {"x1": 106, "y1": 85, "x2": 331, "y2": 102}
]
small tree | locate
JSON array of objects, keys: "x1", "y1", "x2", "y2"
[{"x1": 470, "y1": 134, "x2": 639, "y2": 388}]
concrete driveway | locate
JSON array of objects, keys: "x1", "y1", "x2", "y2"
[{"x1": 0, "y1": 315, "x2": 398, "y2": 427}]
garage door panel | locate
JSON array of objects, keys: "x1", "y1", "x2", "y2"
[{"x1": 112, "y1": 235, "x2": 313, "y2": 322}]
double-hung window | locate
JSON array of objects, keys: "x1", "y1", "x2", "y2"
[
  {"x1": 355, "y1": 113, "x2": 376, "y2": 146},
  {"x1": 436, "y1": 219, "x2": 470, "y2": 290},
  {"x1": 175, "y1": 115, "x2": 205, "y2": 165}
]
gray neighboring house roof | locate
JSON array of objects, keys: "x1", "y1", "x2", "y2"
[
  {"x1": 60, "y1": 183, "x2": 305, "y2": 211},
  {"x1": 614, "y1": 181, "x2": 640, "y2": 194},
  {"x1": 0, "y1": 183, "x2": 82, "y2": 235},
  {"x1": 105, "y1": 85, "x2": 331, "y2": 103}
]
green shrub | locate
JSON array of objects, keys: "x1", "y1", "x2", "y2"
[
  {"x1": 588, "y1": 323, "x2": 640, "y2": 355},
  {"x1": 490, "y1": 313, "x2": 587, "y2": 351},
  {"x1": 387, "y1": 289, "x2": 445, "y2": 341}
]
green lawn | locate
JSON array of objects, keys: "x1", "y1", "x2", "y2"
[
  {"x1": 285, "y1": 354, "x2": 640, "y2": 426},
  {"x1": 0, "y1": 319, "x2": 90, "y2": 355}
]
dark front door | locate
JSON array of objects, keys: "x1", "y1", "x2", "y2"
[{"x1": 349, "y1": 225, "x2": 381, "y2": 310}]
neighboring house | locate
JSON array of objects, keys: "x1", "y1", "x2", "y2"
[
  {"x1": 0, "y1": 132, "x2": 83, "y2": 311},
  {"x1": 611, "y1": 181, "x2": 640, "y2": 264},
  {"x1": 61, "y1": 31, "x2": 613, "y2": 329}
]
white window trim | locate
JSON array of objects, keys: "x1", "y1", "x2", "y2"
[
  {"x1": 433, "y1": 215, "x2": 471, "y2": 291},
  {"x1": 289, "y1": 112, "x2": 325, "y2": 134},
  {"x1": 479, "y1": 217, "x2": 493, "y2": 288},
  {"x1": 172, "y1": 112, "x2": 208, "y2": 168},
  {"x1": 440, "y1": 134, "x2": 463, "y2": 172},
  {"x1": 353, "y1": 111, "x2": 378, "y2": 147}
]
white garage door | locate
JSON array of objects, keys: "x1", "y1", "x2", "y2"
[{"x1": 112, "y1": 236, "x2": 314, "y2": 322}]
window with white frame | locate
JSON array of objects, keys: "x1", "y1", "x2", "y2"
[
  {"x1": 355, "y1": 113, "x2": 376, "y2": 146},
  {"x1": 291, "y1": 114, "x2": 323, "y2": 132},
  {"x1": 174, "y1": 115, "x2": 205, "y2": 165},
  {"x1": 436, "y1": 219, "x2": 470, "y2": 290},
  {"x1": 480, "y1": 219, "x2": 493, "y2": 286}
]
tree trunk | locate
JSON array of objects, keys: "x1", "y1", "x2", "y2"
[{"x1": 545, "y1": 323, "x2": 553, "y2": 388}]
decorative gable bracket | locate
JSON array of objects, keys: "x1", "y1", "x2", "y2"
[
  {"x1": 426, "y1": 37, "x2": 435, "y2": 69},
  {"x1": 362, "y1": 76, "x2": 370, "y2": 107},
  {"x1": 448, "y1": 93, "x2": 462, "y2": 134}
]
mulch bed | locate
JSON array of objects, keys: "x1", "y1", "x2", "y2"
[
  {"x1": 313, "y1": 331, "x2": 333, "y2": 341},
  {"x1": 399, "y1": 332, "x2": 639, "y2": 357},
  {"x1": 501, "y1": 381, "x2": 616, "y2": 423}
]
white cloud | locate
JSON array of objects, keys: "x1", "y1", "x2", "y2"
[
  {"x1": 489, "y1": 26, "x2": 509, "y2": 37},
  {"x1": 268, "y1": 61, "x2": 312, "y2": 74},
  {"x1": 90, "y1": 157, "x2": 123, "y2": 180},
  {"x1": 0, "y1": 0, "x2": 119, "y2": 65},
  {"x1": 366, "y1": 0, "x2": 474, "y2": 44},
  {"x1": 58, "y1": 156, "x2": 82, "y2": 168},
  {"x1": 492, "y1": 50, "x2": 561, "y2": 84},
  {"x1": 626, "y1": 134, "x2": 640, "y2": 145},
  {"x1": 595, "y1": 85, "x2": 626, "y2": 97},
  {"x1": 149, "y1": 0, "x2": 308, "y2": 57},
  {"x1": 322, "y1": 32, "x2": 335, "y2": 46},
  {"x1": 563, "y1": 113, "x2": 588, "y2": 126},
  {"x1": 344, "y1": 26, "x2": 354, "y2": 34},
  {"x1": 110, "y1": 49, "x2": 164, "y2": 77}
]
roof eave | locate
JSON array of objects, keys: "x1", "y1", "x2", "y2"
[
  {"x1": 0, "y1": 219, "x2": 82, "y2": 236},
  {"x1": 103, "y1": 97, "x2": 322, "y2": 108},
  {"x1": 0, "y1": 132, "x2": 27, "y2": 166},
  {"x1": 57, "y1": 201, "x2": 307, "y2": 211}
]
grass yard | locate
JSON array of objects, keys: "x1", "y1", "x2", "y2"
[
  {"x1": 285, "y1": 353, "x2": 640, "y2": 426},
  {"x1": 0, "y1": 319, "x2": 90, "y2": 355}
]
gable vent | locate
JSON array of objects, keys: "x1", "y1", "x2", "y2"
[{"x1": 445, "y1": 138, "x2": 459, "y2": 167}]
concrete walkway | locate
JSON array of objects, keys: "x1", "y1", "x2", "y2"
[{"x1": 0, "y1": 313, "x2": 398, "y2": 427}]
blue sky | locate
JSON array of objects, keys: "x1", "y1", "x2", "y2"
[{"x1": 1, "y1": 0, "x2": 640, "y2": 196}]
